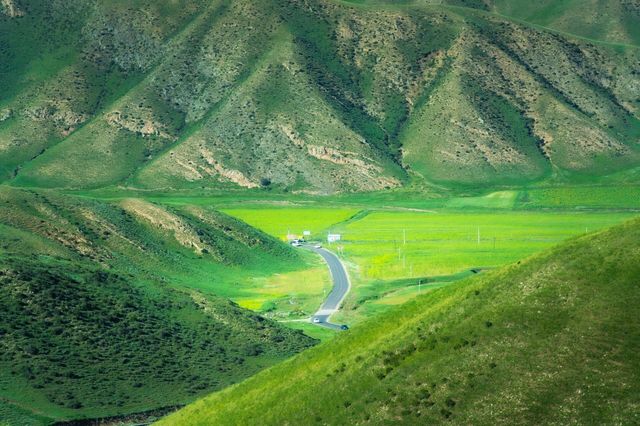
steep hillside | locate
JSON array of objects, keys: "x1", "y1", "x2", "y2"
[
  {"x1": 0, "y1": 0, "x2": 638, "y2": 192},
  {"x1": 158, "y1": 217, "x2": 640, "y2": 425},
  {"x1": 0, "y1": 188, "x2": 316, "y2": 424}
]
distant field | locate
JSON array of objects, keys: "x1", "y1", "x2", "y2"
[
  {"x1": 221, "y1": 208, "x2": 359, "y2": 240},
  {"x1": 519, "y1": 186, "x2": 640, "y2": 209},
  {"x1": 222, "y1": 207, "x2": 636, "y2": 280},
  {"x1": 334, "y1": 211, "x2": 636, "y2": 280},
  {"x1": 223, "y1": 206, "x2": 637, "y2": 325}
]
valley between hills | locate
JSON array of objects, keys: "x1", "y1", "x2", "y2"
[{"x1": 1, "y1": 0, "x2": 639, "y2": 425}]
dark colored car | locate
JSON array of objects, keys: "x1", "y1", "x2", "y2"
[{"x1": 340, "y1": 325, "x2": 349, "y2": 331}]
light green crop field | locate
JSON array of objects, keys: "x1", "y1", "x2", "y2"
[
  {"x1": 333, "y1": 211, "x2": 636, "y2": 280},
  {"x1": 221, "y1": 208, "x2": 360, "y2": 240},
  {"x1": 222, "y1": 205, "x2": 637, "y2": 325},
  {"x1": 222, "y1": 208, "x2": 636, "y2": 280},
  {"x1": 519, "y1": 186, "x2": 640, "y2": 209}
]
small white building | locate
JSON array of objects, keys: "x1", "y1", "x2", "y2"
[{"x1": 327, "y1": 233, "x2": 341, "y2": 243}]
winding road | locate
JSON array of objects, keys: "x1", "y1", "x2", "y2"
[{"x1": 306, "y1": 246, "x2": 351, "y2": 330}]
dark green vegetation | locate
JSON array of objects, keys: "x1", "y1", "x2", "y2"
[
  {"x1": 159, "y1": 217, "x2": 640, "y2": 425},
  {"x1": 0, "y1": 187, "x2": 316, "y2": 424},
  {"x1": 0, "y1": 0, "x2": 639, "y2": 192}
]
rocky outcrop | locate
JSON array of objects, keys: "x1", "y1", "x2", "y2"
[
  {"x1": 0, "y1": 109, "x2": 12, "y2": 122},
  {"x1": 1, "y1": 0, "x2": 23, "y2": 17}
]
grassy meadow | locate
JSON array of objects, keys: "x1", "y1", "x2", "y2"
[
  {"x1": 220, "y1": 208, "x2": 359, "y2": 241},
  {"x1": 220, "y1": 187, "x2": 638, "y2": 324},
  {"x1": 333, "y1": 210, "x2": 634, "y2": 279}
]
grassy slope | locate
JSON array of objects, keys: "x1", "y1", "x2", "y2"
[
  {"x1": 158, "y1": 217, "x2": 640, "y2": 425},
  {"x1": 1, "y1": 0, "x2": 638, "y2": 191},
  {"x1": 486, "y1": 0, "x2": 640, "y2": 47},
  {"x1": 0, "y1": 187, "x2": 317, "y2": 424}
]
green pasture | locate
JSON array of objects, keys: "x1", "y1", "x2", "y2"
[
  {"x1": 221, "y1": 208, "x2": 360, "y2": 240},
  {"x1": 333, "y1": 210, "x2": 636, "y2": 280},
  {"x1": 223, "y1": 205, "x2": 637, "y2": 322},
  {"x1": 519, "y1": 186, "x2": 640, "y2": 209},
  {"x1": 223, "y1": 208, "x2": 636, "y2": 281}
]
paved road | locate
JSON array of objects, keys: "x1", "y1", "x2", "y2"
[{"x1": 306, "y1": 246, "x2": 351, "y2": 330}]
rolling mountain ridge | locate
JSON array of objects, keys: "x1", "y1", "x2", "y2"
[{"x1": 0, "y1": 0, "x2": 638, "y2": 193}]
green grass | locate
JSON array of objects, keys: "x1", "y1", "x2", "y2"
[
  {"x1": 157, "y1": 216, "x2": 640, "y2": 425},
  {"x1": 486, "y1": 0, "x2": 640, "y2": 46},
  {"x1": 333, "y1": 272, "x2": 471, "y2": 325},
  {"x1": 280, "y1": 322, "x2": 338, "y2": 342},
  {"x1": 518, "y1": 186, "x2": 640, "y2": 209},
  {"x1": 221, "y1": 204, "x2": 636, "y2": 324},
  {"x1": 220, "y1": 208, "x2": 360, "y2": 240},
  {"x1": 333, "y1": 210, "x2": 635, "y2": 279}
]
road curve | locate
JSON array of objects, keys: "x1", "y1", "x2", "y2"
[{"x1": 306, "y1": 246, "x2": 351, "y2": 330}]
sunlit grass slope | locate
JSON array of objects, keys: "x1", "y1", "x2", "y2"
[{"x1": 158, "y1": 217, "x2": 640, "y2": 425}]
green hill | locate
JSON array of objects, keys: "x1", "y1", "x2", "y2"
[
  {"x1": 1, "y1": 0, "x2": 638, "y2": 192},
  {"x1": 0, "y1": 188, "x2": 316, "y2": 424},
  {"x1": 158, "y1": 217, "x2": 640, "y2": 425},
  {"x1": 483, "y1": 0, "x2": 640, "y2": 46}
]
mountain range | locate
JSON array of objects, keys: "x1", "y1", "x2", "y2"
[{"x1": 1, "y1": 0, "x2": 638, "y2": 193}]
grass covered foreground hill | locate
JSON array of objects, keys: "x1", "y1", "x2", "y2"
[
  {"x1": 0, "y1": 0, "x2": 639, "y2": 191},
  {"x1": 0, "y1": 187, "x2": 316, "y2": 425},
  {"x1": 159, "y1": 217, "x2": 640, "y2": 425}
]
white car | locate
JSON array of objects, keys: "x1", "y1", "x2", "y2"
[
  {"x1": 314, "y1": 244, "x2": 322, "y2": 249},
  {"x1": 312, "y1": 317, "x2": 321, "y2": 323}
]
